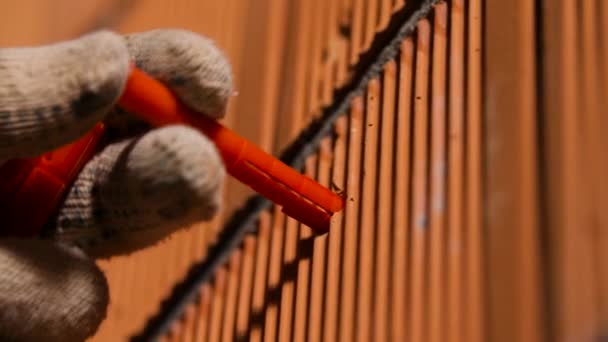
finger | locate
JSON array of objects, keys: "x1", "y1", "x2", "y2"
[
  {"x1": 124, "y1": 29, "x2": 233, "y2": 118},
  {"x1": 49, "y1": 125, "x2": 225, "y2": 258},
  {"x1": 0, "y1": 239, "x2": 108, "y2": 342},
  {"x1": 0, "y1": 30, "x2": 130, "y2": 160}
]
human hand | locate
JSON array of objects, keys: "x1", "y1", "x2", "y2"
[{"x1": 0, "y1": 29, "x2": 233, "y2": 341}]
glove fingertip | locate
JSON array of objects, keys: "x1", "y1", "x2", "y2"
[{"x1": 124, "y1": 29, "x2": 234, "y2": 118}]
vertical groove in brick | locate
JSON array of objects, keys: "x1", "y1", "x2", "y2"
[
  {"x1": 337, "y1": 0, "x2": 355, "y2": 83},
  {"x1": 322, "y1": 0, "x2": 340, "y2": 106},
  {"x1": 391, "y1": 38, "x2": 415, "y2": 342},
  {"x1": 220, "y1": 251, "x2": 242, "y2": 342},
  {"x1": 178, "y1": 301, "x2": 196, "y2": 342},
  {"x1": 464, "y1": 0, "x2": 484, "y2": 340},
  {"x1": 234, "y1": 236, "x2": 256, "y2": 339},
  {"x1": 336, "y1": 99, "x2": 364, "y2": 342},
  {"x1": 363, "y1": 0, "x2": 379, "y2": 51},
  {"x1": 322, "y1": 116, "x2": 349, "y2": 342},
  {"x1": 207, "y1": 268, "x2": 227, "y2": 342},
  {"x1": 248, "y1": 212, "x2": 272, "y2": 342},
  {"x1": 355, "y1": 78, "x2": 381, "y2": 342},
  {"x1": 276, "y1": 216, "x2": 299, "y2": 342},
  {"x1": 374, "y1": 60, "x2": 398, "y2": 342},
  {"x1": 193, "y1": 286, "x2": 212, "y2": 342},
  {"x1": 262, "y1": 209, "x2": 287, "y2": 342},
  {"x1": 428, "y1": 4, "x2": 448, "y2": 342},
  {"x1": 291, "y1": 155, "x2": 318, "y2": 342},
  {"x1": 580, "y1": 1, "x2": 603, "y2": 335},
  {"x1": 409, "y1": 19, "x2": 431, "y2": 342},
  {"x1": 274, "y1": 0, "x2": 313, "y2": 151},
  {"x1": 446, "y1": 1, "x2": 464, "y2": 341},
  {"x1": 350, "y1": 0, "x2": 365, "y2": 64},
  {"x1": 379, "y1": 0, "x2": 393, "y2": 30},
  {"x1": 307, "y1": 137, "x2": 333, "y2": 342}
]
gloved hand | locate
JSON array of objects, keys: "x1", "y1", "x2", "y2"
[{"x1": 0, "y1": 29, "x2": 233, "y2": 341}]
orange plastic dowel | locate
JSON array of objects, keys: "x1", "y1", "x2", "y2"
[{"x1": 118, "y1": 67, "x2": 344, "y2": 233}]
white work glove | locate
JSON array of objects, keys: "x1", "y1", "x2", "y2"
[{"x1": 0, "y1": 29, "x2": 233, "y2": 341}]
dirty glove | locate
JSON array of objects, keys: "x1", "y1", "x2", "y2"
[{"x1": 0, "y1": 29, "x2": 233, "y2": 341}]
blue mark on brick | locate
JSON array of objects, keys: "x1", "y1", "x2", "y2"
[{"x1": 416, "y1": 215, "x2": 428, "y2": 230}]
